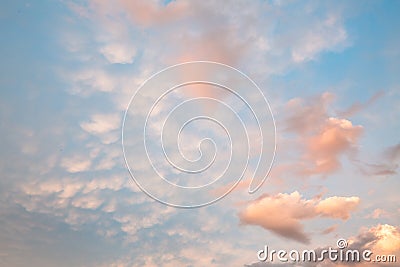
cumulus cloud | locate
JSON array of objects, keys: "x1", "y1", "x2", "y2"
[
  {"x1": 284, "y1": 92, "x2": 335, "y2": 134},
  {"x1": 291, "y1": 15, "x2": 348, "y2": 62},
  {"x1": 282, "y1": 92, "x2": 363, "y2": 177},
  {"x1": 287, "y1": 93, "x2": 399, "y2": 179},
  {"x1": 239, "y1": 192, "x2": 360, "y2": 243},
  {"x1": 365, "y1": 224, "x2": 400, "y2": 254},
  {"x1": 316, "y1": 196, "x2": 360, "y2": 220},
  {"x1": 320, "y1": 224, "x2": 400, "y2": 266},
  {"x1": 68, "y1": 69, "x2": 116, "y2": 95},
  {"x1": 304, "y1": 117, "x2": 362, "y2": 175}
]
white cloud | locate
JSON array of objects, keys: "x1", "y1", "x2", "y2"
[
  {"x1": 292, "y1": 15, "x2": 348, "y2": 62},
  {"x1": 61, "y1": 155, "x2": 92, "y2": 173},
  {"x1": 100, "y1": 43, "x2": 136, "y2": 64},
  {"x1": 71, "y1": 194, "x2": 103, "y2": 210},
  {"x1": 80, "y1": 113, "x2": 121, "y2": 135}
]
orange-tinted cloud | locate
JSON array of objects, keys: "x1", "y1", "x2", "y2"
[
  {"x1": 239, "y1": 191, "x2": 360, "y2": 243},
  {"x1": 331, "y1": 224, "x2": 400, "y2": 266},
  {"x1": 283, "y1": 93, "x2": 363, "y2": 177},
  {"x1": 304, "y1": 117, "x2": 362, "y2": 175},
  {"x1": 284, "y1": 92, "x2": 335, "y2": 134},
  {"x1": 365, "y1": 224, "x2": 400, "y2": 255},
  {"x1": 316, "y1": 196, "x2": 360, "y2": 220}
]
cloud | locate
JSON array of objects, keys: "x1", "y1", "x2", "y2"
[
  {"x1": 359, "y1": 142, "x2": 400, "y2": 176},
  {"x1": 239, "y1": 192, "x2": 360, "y2": 244},
  {"x1": 366, "y1": 224, "x2": 400, "y2": 255},
  {"x1": 239, "y1": 192, "x2": 315, "y2": 243},
  {"x1": 14, "y1": 172, "x2": 170, "y2": 245},
  {"x1": 359, "y1": 162, "x2": 398, "y2": 176},
  {"x1": 323, "y1": 224, "x2": 400, "y2": 266},
  {"x1": 291, "y1": 15, "x2": 348, "y2": 62},
  {"x1": 68, "y1": 69, "x2": 116, "y2": 95},
  {"x1": 100, "y1": 43, "x2": 136, "y2": 64},
  {"x1": 282, "y1": 92, "x2": 363, "y2": 177},
  {"x1": 80, "y1": 113, "x2": 121, "y2": 144},
  {"x1": 284, "y1": 92, "x2": 335, "y2": 134},
  {"x1": 316, "y1": 196, "x2": 360, "y2": 220},
  {"x1": 385, "y1": 143, "x2": 400, "y2": 162},
  {"x1": 68, "y1": 0, "x2": 350, "y2": 78},
  {"x1": 304, "y1": 117, "x2": 362, "y2": 175},
  {"x1": 61, "y1": 155, "x2": 92, "y2": 173},
  {"x1": 80, "y1": 113, "x2": 120, "y2": 135}
]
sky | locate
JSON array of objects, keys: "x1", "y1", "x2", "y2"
[{"x1": 0, "y1": 0, "x2": 399, "y2": 266}]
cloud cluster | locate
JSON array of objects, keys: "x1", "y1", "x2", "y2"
[
  {"x1": 3, "y1": 1, "x2": 395, "y2": 266},
  {"x1": 239, "y1": 191, "x2": 360, "y2": 243},
  {"x1": 66, "y1": 0, "x2": 350, "y2": 82}
]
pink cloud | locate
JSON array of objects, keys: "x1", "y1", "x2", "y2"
[
  {"x1": 316, "y1": 196, "x2": 360, "y2": 220},
  {"x1": 304, "y1": 117, "x2": 362, "y2": 175},
  {"x1": 282, "y1": 92, "x2": 363, "y2": 177},
  {"x1": 239, "y1": 191, "x2": 360, "y2": 243}
]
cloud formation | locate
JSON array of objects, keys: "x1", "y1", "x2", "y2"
[
  {"x1": 239, "y1": 191, "x2": 360, "y2": 243},
  {"x1": 282, "y1": 92, "x2": 363, "y2": 177},
  {"x1": 2, "y1": 1, "x2": 399, "y2": 266}
]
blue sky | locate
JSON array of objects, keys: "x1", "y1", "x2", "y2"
[{"x1": 0, "y1": 1, "x2": 399, "y2": 266}]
